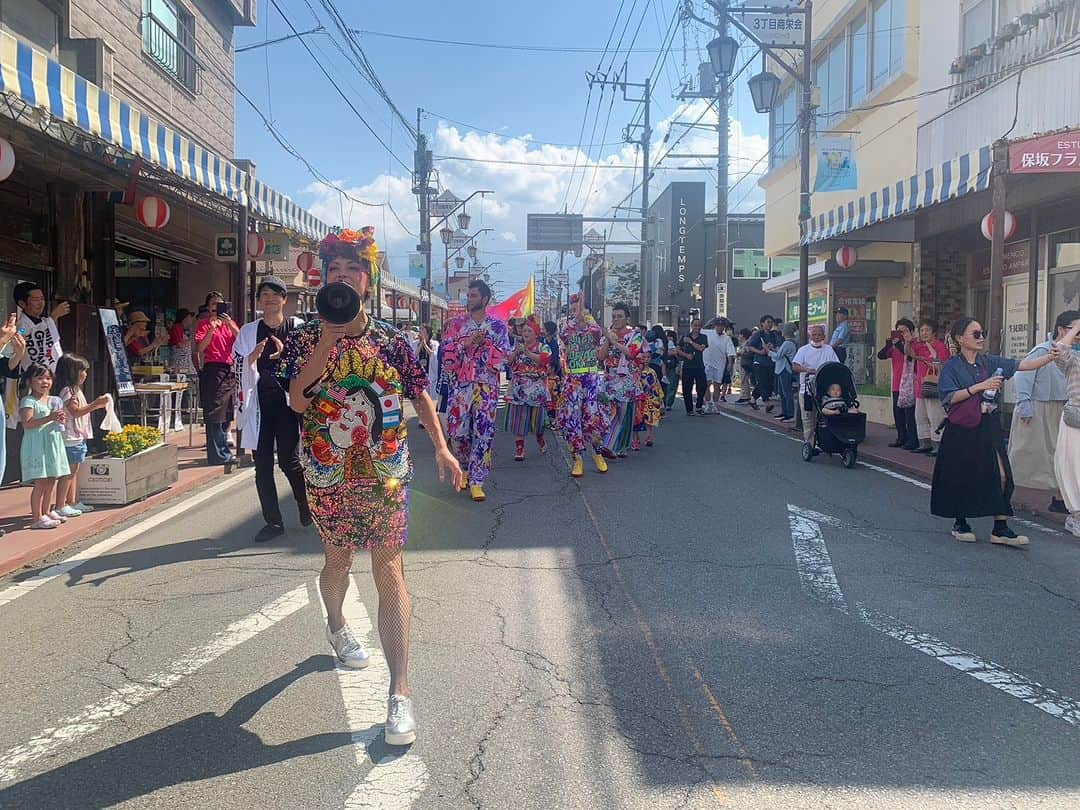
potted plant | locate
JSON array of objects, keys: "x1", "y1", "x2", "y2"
[
  {"x1": 950, "y1": 56, "x2": 969, "y2": 74},
  {"x1": 76, "y1": 425, "x2": 178, "y2": 505}
]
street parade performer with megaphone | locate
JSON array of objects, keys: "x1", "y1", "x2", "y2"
[{"x1": 277, "y1": 227, "x2": 462, "y2": 746}]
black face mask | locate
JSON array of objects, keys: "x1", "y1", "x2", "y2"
[{"x1": 316, "y1": 282, "x2": 362, "y2": 325}]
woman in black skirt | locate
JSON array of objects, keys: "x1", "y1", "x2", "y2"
[{"x1": 932, "y1": 317, "x2": 1061, "y2": 546}]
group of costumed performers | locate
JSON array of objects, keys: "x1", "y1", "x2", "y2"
[{"x1": 278, "y1": 226, "x2": 462, "y2": 748}]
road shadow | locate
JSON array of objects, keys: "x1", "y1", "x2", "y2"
[
  {"x1": 8, "y1": 495, "x2": 321, "y2": 590},
  {"x1": 0, "y1": 655, "x2": 351, "y2": 808}
]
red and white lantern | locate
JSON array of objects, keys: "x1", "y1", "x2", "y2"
[
  {"x1": 296, "y1": 251, "x2": 316, "y2": 273},
  {"x1": 306, "y1": 267, "x2": 322, "y2": 288},
  {"x1": 981, "y1": 210, "x2": 1017, "y2": 241},
  {"x1": 246, "y1": 232, "x2": 266, "y2": 259},
  {"x1": 135, "y1": 195, "x2": 170, "y2": 229},
  {"x1": 0, "y1": 138, "x2": 15, "y2": 182},
  {"x1": 396, "y1": 295, "x2": 407, "y2": 309},
  {"x1": 835, "y1": 245, "x2": 857, "y2": 269}
]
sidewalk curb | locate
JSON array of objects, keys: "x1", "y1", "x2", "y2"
[
  {"x1": 716, "y1": 401, "x2": 1069, "y2": 529},
  {"x1": 0, "y1": 465, "x2": 234, "y2": 579}
]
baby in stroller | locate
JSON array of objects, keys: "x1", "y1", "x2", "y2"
[{"x1": 820, "y1": 383, "x2": 861, "y2": 416}]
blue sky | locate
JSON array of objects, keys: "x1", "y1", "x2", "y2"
[{"x1": 234, "y1": 0, "x2": 770, "y2": 295}]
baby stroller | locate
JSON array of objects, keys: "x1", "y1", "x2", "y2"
[{"x1": 802, "y1": 361, "x2": 866, "y2": 469}]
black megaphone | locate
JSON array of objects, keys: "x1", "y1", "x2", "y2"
[{"x1": 315, "y1": 281, "x2": 362, "y2": 325}]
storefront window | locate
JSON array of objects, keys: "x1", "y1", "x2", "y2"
[
  {"x1": 1050, "y1": 228, "x2": 1080, "y2": 268},
  {"x1": 114, "y1": 250, "x2": 178, "y2": 328},
  {"x1": 770, "y1": 256, "x2": 800, "y2": 277}
]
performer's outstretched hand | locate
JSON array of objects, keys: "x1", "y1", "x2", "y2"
[{"x1": 435, "y1": 447, "x2": 463, "y2": 489}]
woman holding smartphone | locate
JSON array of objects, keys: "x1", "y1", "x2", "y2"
[
  {"x1": 195, "y1": 291, "x2": 239, "y2": 468},
  {"x1": 931, "y1": 317, "x2": 1062, "y2": 546}
]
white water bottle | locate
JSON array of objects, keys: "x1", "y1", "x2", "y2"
[{"x1": 982, "y1": 368, "x2": 1003, "y2": 402}]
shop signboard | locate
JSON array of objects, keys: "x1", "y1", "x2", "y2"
[
  {"x1": 1009, "y1": 129, "x2": 1080, "y2": 174},
  {"x1": 214, "y1": 234, "x2": 239, "y2": 261},
  {"x1": 786, "y1": 287, "x2": 828, "y2": 324},
  {"x1": 99, "y1": 307, "x2": 135, "y2": 396},
  {"x1": 1002, "y1": 281, "x2": 1030, "y2": 404},
  {"x1": 259, "y1": 233, "x2": 290, "y2": 262},
  {"x1": 971, "y1": 241, "x2": 1030, "y2": 283},
  {"x1": 408, "y1": 253, "x2": 427, "y2": 279},
  {"x1": 732, "y1": 8, "x2": 805, "y2": 46}
]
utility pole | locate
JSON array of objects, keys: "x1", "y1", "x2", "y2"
[
  {"x1": 413, "y1": 107, "x2": 433, "y2": 323},
  {"x1": 588, "y1": 70, "x2": 652, "y2": 322},
  {"x1": 538, "y1": 256, "x2": 550, "y2": 320},
  {"x1": 714, "y1": 4, "x2": 730, "y2": 324}
]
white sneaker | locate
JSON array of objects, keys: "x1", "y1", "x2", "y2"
[
  {"x1": 1065, "y1": 515, "x2": 1080, "y2": 538},
  {"x1": 385, "y1": 694, "x2": 417, "y2": 746},
  {"x1": 48, "y1": 510, "x2": 68, "y2": 523},
  {"x1": 31, "y1": 516, "x2": 59, "y2": 530},
  {"x1": 57, "y1": 506, "x2": 83, "y2": 518},
  {"x1": 226, "y1": 432, "x2": 236, "y2": 448},
  {"x1": 326, "y1": 622, "x2": 370, "y2": 669}
]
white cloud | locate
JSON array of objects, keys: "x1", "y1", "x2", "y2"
[{"x1": 295, "y1": 103, "x2": 769, "y2": 294}]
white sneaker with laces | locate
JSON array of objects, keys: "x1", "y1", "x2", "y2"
[
  {"x1": 385, "y1": 694, "x2": 417, "y2": 746},
  {"x1": 1067, "y1": 515, "x2": 1080, "y2": 538},
  {"x1": 326, "y1": 622, "x2": 370, "y2": 669}
]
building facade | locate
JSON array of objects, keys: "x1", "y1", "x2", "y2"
[
  {"x1": 0, "y1": 0, "x2": 333, "y2": 482},
  {"x1": 703, "y1": 212, "x2": 786, "y2": 329},
  {"x1": 758, "y1": 0, "x2": 922, "y2": 387}
]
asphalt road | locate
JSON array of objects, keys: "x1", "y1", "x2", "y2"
[{"x1": 1, "y1": 407, "x2": 1078, "y2": 809}]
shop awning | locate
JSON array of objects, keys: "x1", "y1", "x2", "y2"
[
  {"x1": 0, "y1": 30, "x2": 331, "y2": 242},
  {"x1": 801, "y1": 145, "x2": 992, "y2": 246}
]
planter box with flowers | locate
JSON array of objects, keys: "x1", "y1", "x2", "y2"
[{"x1": 76, "y1": 426, "x2": 178, "y2": 505}]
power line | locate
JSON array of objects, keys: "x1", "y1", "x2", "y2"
[
  {"x1": 433, "y1": 155, "x2": 641, "y2": 169},
  {"x1": 313, "y1": 0, "x2": 417, "y2": 141},
  {"x1": 266, "y1": 0, "x2": 413, "y2": 173},
  {"x1": 420, "y1": 111, "x2": 625, "y2": 149},
  {"x1": 354, "y1": 28, "x2": 668, "y2": 54}
]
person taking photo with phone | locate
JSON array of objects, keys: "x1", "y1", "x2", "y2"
[{"x1": 196, "y1": 291, "x2": 239, "y2": 469}]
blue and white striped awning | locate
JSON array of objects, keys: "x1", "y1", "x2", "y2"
[
  {"x1": 246, "y1": 177, "x2": 331, "y2": 242},
  {"x1": 0, "y1": 30, "x2": 331, "y2": 242},
  {"x1": 801, "y1": 145, "x2": 992, "y2": 246}
]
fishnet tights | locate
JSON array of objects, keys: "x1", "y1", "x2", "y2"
[{"x1": 320, "y1": 543, "x2": 412, "y2": 696}]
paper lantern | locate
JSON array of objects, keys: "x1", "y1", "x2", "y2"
[
  {"x1": 981, "y1": 210, "x2": 1017, "y2": 241},
  {"x1": 835, "y1": 245, "x2": 857, "y2": 269},
  {"x1": 306, "y1": 267, "x2": 322, "y2": 288},
  {"x1": 246, "y1": 232, "x2": 266, "y2": 259},
  {"x1": 396, "y1": 295, "x2": 407, "y2": 308},
  {"x1": 296, "y1": 251, "x2": 315, "y2": 273},
  {"x1": 0, "y1": 138, "x2": 14, "y2": 182},
  {"x1": 135, "y1": 196, "x2": 170, "y2": 229}
]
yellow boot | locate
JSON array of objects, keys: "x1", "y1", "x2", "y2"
[
  {"x1": 470, "y1": 484, "x2": 486, "y2": 502},
  {"x1": 592, "y1": 453, "x2": 608, "y2": 473},
  {"x1": 571, "y1": 454, "x2": 584, "y2": 478}
]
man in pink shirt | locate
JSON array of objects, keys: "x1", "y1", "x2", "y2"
[{"x1": 195, "y1": 291, "x2": 239, "y2": 468}]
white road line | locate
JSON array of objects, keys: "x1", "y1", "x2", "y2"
[
  {"x1": 0, "y1": 583, "x2": 308, "y2": 784},
  {"x1": 787, "y1": 505, "x2": 848, "y2": 613},
  {"x1": 858, "y1": 603, "x2": 1080, "y2": 727},
  {"x1": 315, "y1": 577, "x2": 428, "y2": 809},
  {"x1": 853, "y1": 459, "x2": 931, "y2": 489},
  {"x1": 0, "y1": 470, "x2": 255, "y2": 609}
]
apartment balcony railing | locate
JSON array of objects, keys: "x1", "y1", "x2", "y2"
[
  {"x1": 141, "y1": 12, "x2": 200, "y2": 94},
  {"x1": 949, "y1": 0, "x2": 1080, "y2": 105}
]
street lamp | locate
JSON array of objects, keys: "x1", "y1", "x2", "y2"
[
  {"x1": 457, "y1": 211, "x2": 471, "y2": 231},
  {"x1": 439, "y1": 226, "x2": 454, "y2": 246},
  {"x1": 707, "y1": 35, "x2": 739, "y2": 77},
  {"x1": 455, "y1": 256, "x2": 465, "y2": 269},
  {"x1": 748, "y1": 69, "x2": 781, "y2": 114},
  {"x1": 467, "y1": 244, "x2": 478, "y2": 260}
]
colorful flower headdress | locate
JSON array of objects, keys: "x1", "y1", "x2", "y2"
[{"x1": 319, "y1": 226, "x2": 380, "y2": 286}]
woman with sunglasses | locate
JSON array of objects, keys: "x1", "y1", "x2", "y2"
[{"x1": 932, "y1": 317, "x2": 1062, "y2": 546}]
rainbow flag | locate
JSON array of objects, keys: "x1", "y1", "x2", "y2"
[{"x1": 488, "y1": 276, "x2": 534, "y2": 322}]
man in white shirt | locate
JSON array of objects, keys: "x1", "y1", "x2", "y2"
[
  {"x1": 792, "y1": 324, "x2": 839, "y2": 444},
  {"x1": 702, "y1": 319, "x2": 736, "y2": 413}
]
